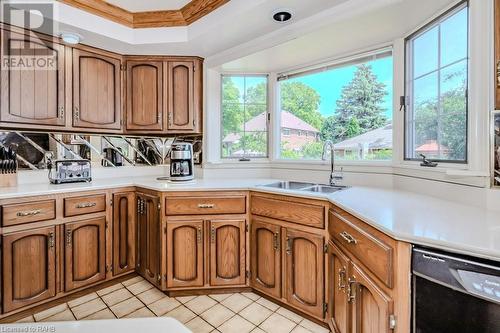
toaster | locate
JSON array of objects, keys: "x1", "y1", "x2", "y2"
[{"x1": 48, "y1": 159, "x2": 92, "y2": 184}]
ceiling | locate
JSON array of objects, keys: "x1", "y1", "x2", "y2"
[
  {"x1": 104, "y1": 0, "x2": 191, "y2": 12},
  {"x1": 218, "y1": 0, "x2": 456, "y2": 73}
]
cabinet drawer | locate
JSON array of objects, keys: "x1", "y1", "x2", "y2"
[
  {"x1": 251, "y1": 195, "x2": 325, "y2": 228},
  {"x1": 329, "y1": 209, "x2": 393, "y2": 287},
  {"x1": 64, "y1": 194, "x2": 106, "y2": 217},
  {"x1": 1, "y1": 200, "x2": 56, "y2": 226},
  {"x1": 165, "y1": 195, "x2": 246, "y2": 215}
]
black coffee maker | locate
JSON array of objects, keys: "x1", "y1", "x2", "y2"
[{"x1": 169, "y1": 143, "x2": 194, "y2": 181}]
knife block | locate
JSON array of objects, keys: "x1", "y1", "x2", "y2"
[{"x1": 0, "y1": 172, "x2": 17, "y2": 187}]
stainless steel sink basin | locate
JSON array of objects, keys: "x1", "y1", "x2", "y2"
[
  {"x1": 261, "y1": 181, "x2": 348, "y2": 193},
  {"x1": 301, "y1": 185, "x2": 348, "y2": 193},
  {"x1": 261, "y1": 181, "x2": 315, "y2": 190}
]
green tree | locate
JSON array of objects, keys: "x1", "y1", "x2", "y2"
[
  {"x1": 222, "y1": 77, "x2": 243, "y2": 136},
  {"x1": 280, "y1": 82, "x2": 323, "y2": 130},
  {"x1": 321, "y1": 64, "x2": 388, "y2": 143},
  {"x1": 413, "y1": 68, "x2": 467, "y2": 160}
]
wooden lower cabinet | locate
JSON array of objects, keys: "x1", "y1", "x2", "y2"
[
  {"x1": 64, "y1": 217, "x2": 106, "y2": 291},
  {"x1": 208, "y1": 219, "x2": 246, "y2": 286},
  {"x1": 166, "y1": 219, "x2": 204, "y2": 288},
  {"x1": 137, "y1": 193, "x2": 161, "y2": 286},
  {"x1": 328, "y1": 242, "x2": 350, "y2": 333},
  {"x1": 349, "y1": 263, "x2": 393, "y2": 333},
  {"x1": 2, "y1": 226, "x2": 56, "y2": 312},
  {"x1": 112, "y1": 192, "x2": 136, "y2": 275},
  {"x1": 250, "y1": 218, "x2": 281, "y2": 299},
  {"x1": 285, "y1": 228, "x2": 325, "y2": 318}
]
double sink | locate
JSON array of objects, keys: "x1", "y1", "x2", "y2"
[{"x1": 261, "y1": 181, "x2": 348, "y2": 194}]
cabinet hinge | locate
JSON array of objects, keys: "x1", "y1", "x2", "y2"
[
  {"x1": 389, "y1": 315, "x2": 396, "y2": 329},
  {"x1": 110, "y1": 199, "x2": 113, "y2": 206},
  {"x1": 158, "y1": 203, "x2": 161, "y2": 211},
  {"x1": 324, "y1": 244, "x2": 328, "y2": 253},
  {"x1": 245, "y1": 224, "x2": 249, "y2": 232},
  {"x1": 246, "y1": 270, "x2": 251, "y2": 279},
  {"x1": 120, "y1": 64, "x2": 126, "y2": 71},
  {"x1": 105, "y1": 221, "x2": 109, "y2": 228},
  {"x1": 323, "y1": 303, "x2": 328, "y2": 315},
  {"x1": 106, "y1": 265, "x2": 112, "y2": 273}
]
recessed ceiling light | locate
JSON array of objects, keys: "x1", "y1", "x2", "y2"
[
  {"x1": 60, "y1": 32, "x2": 82, "y2": 45},
  {"x1": 272, "y1": 10, "x2": 293, "y2": 23}
]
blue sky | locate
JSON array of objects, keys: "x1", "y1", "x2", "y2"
[{"x1": 286, "y1": 57, "x2": 393, "y2": 118}]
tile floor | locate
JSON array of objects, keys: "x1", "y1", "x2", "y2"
[{"x1": 13, "y1": 275, "x2": 331, "y2": 333}]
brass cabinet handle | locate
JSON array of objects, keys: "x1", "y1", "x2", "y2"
[
  {"x1": 339, "y1": 231, "x2": 357, "y2": 245},
  {"x1": 210, "y1": 225, "x2": 216, "y2": 243},
  {"x1": 273, "y1": 232, "x2": 279, "y2": 251},
  {"x1": 197, "y1": 227, "x2": 202, "y2": 243},
  {"x1": 66, "y1": 229, "x2": 72, "y2": 245},
  {"x1": 286, "y1": 237, "x2": 293, "y2": 255},
  {"x1": 197, "y1": 203, "x2": 215, "y2": 209},
  {"x1": 338, "y1": 268, "x2": 346, "y2": 291},
  {"x1": 17, "y1": 209, "x2": 41, "y2": 217},
  {"x1": 48, "y1": 232, "x2": 55, "y2": 249},
  {"x1": 497, "y1": 61, "x2": 500, "y2": 87},
  {"x1": 347, "y1": 277, "x2": 357, "y2": 303},
  {"x1": 76, "y1": 202, "x2": 96, "y2": 209},
  {"x1": 74, "y1": 106, "x2": 80, "y2": 121}
]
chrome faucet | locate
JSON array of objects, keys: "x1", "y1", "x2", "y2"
[{"x1": 322, "y1": 140, "x2": 343, "y2": 186}]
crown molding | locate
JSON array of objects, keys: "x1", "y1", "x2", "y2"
[{"x1": 57, "y1": 0, "x2": 230, "y2": 28}]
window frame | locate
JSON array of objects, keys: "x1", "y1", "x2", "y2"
[
  {"x1": 403, "y1": 0, "x2": 469, "y2": 164},
  {"x1": 220, "y1": 74, "x2": 270, "y2": 160},
  {"x1": 275, "y1": 48, "x2": 394, "y2": 163}
]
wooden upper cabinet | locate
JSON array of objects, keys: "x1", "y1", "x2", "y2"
[
  {"x1": 72, "y1": 49, "x2": 122, "y2": 130},
  {"x1": 64, "y1": 217, "x2": 106, "y2": 291},
  {"x1": 166, "y1": 219, "x2": 204, "y2": 288},
  {"x1": 112, "y1": 192, "x2": 136, "y2": 276},
  {"x1": 284, "y1": 228, "x2": 325, "y2": 319},
  {"x1": 2, "y1": 226, "x2": 56, "y2": 312},
  {"x1": 328, "y1": 242, "x2": 351, "y2": 333},
  {"x1": 137, "y1": 193, "x2": 161, "y2": 285},
  {"x1": 349, "y1": 264, "x2": 393, "y2": 333},
  {"x1": 166, "y1": 61, "x2": 196, "y2": 132},
  {"x1": 0, "y1": 29, "x2": 65, "y2": 127},
  {"x1": 250, "y1": 218, "x2": 281, "y2": 299},
  {"x1": 126, "y1": 61, "x2": 163, "y2": 131},
  {"x1": 208, "y1": 219, "x2": 246, "y2": 287}
]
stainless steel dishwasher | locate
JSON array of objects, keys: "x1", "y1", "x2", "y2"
[{"x1": 412, "y1": 247, "x2": 500, "y2": 332}]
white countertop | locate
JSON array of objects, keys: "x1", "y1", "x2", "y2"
[{"x1": 2, "y1": 176, "x2": 500, "y2": 262}]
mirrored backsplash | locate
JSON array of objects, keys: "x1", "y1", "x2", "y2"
[{"x1": 0, "y1": 132, "x2": 202, "y2": 170}]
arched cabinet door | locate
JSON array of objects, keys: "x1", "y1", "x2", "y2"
[
  {"x1": 284, "y1": 228, "x2": 325, "y2": 319},
  {"x1": 73, "y1": 49, "x2": 122, "y2": 130},
  {"x1": 112, "y1": 192, "x2": 136, "y2": 275},
  {"x1": 166, "y1": 61, "x2": 196, "y2": 132},
  {"x1": 250, "y1": 218, "x2": 281, "y2": 299},
  {"x1": 166, "y1": 219, "x2": 204, "y2": 288},
  {"x1": 2, "y1": 226, "x2": 56, "y2": 312},
  {"x1": 0, "y1": 29, "x2": 65, "y2": 127},
  {"x1": 126, "y1": 61, "x2": 163, "y2": 131},
  {"x1": 208, "y1": 219, "x2": 246, "y2": 286},
  {"x1": 328, "y1": 241, "x2": 351, "y2": 333},
  {"x1": 349, "y1": 263, "x2": 393, "y2": 333},
  {"x1": 64, "y1": 217, "x2": 106, "y2": 291},
  {"x1": 136, "y1": 193, "x2": 161, "y2": 286}
]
